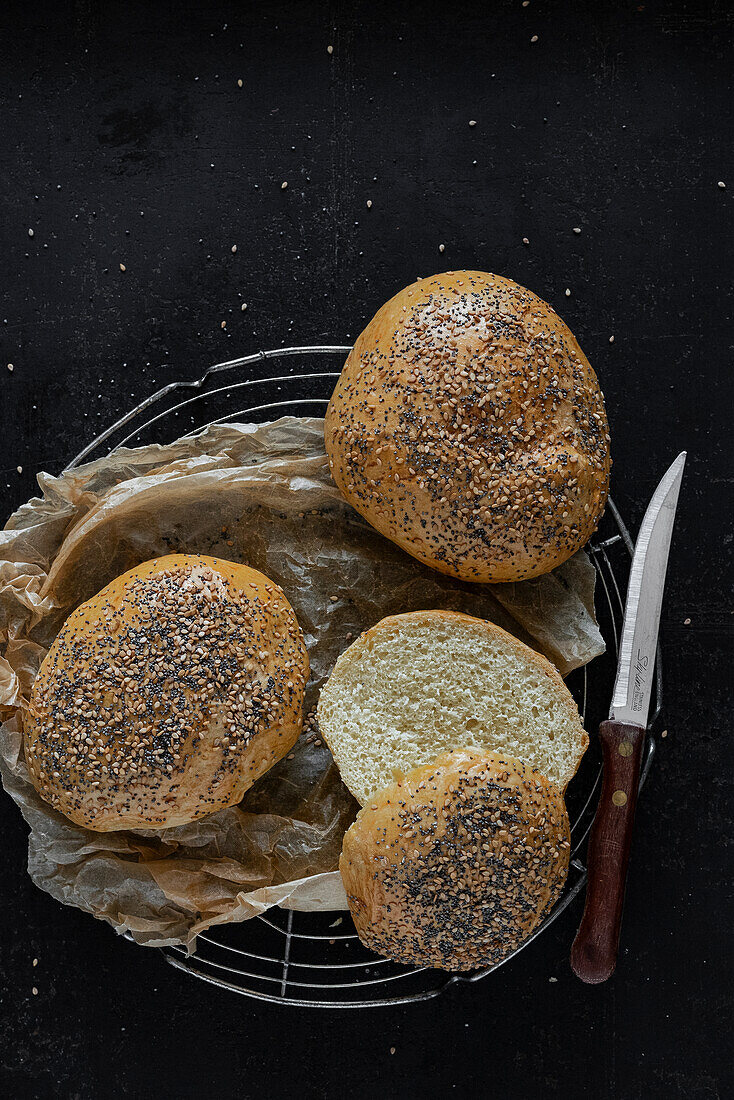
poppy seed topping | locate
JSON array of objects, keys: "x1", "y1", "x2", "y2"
[
  {"x1": 325, "y1": 271, "x2": 610, "y2": 582},
  {"x1": 340, "y1": 748, "x2": 570, "y2": 971},
  {"x1": 24, "y1": 555, "x2": 309, "y2": 831}
]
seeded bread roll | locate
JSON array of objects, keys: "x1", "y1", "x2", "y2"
[
  {"x1": 325, "y1": 270, "x2": 611, "y2": 582},
  {"x1": 340, "y1": 748, "x2": 570, "y2": 971},
  {"x1": 23, "y1": 554, "x2": 309, "y2": 831},
  {"x1": 317, "y1": 610, "x2": 588, "y2": 804}
]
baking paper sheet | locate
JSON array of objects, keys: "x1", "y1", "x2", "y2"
[{"x1": 0, "y1": 417, "x2": 604, "y2": 948}]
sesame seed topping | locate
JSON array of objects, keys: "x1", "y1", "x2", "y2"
[
  {"x1": 325, "y1": 271, "x2": 611, "y2": 583},
  {"x1": 341, "y1": 750, "x2": 570, "y2": 971},
  {"x1": 25, "y1": 560, "x2": 306, "y2": 829}
]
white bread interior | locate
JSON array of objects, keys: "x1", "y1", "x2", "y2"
[{"x1": 318, "y1": 610, "x2": 588, "y2": 805}]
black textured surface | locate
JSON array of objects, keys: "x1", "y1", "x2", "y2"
[{"x1": 1, "y1": 2, "x2": 732, "y2": 1097}]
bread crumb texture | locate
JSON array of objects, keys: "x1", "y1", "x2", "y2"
[
  {"x1": 317, "y1": 610, "x2": 587, "y2": 804},
  {"x1": 340, "y1": 748, "x2": 571, "y2": 970},
  {"x1": 325, "y1": 270, "x2": 610, "y2": 582}
]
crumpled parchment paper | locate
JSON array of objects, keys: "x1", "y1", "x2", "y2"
[{"x1": 0, "y1": 417, "x2": 604, "y2": 949}]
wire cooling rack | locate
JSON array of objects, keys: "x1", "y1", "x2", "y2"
[{"x1": 67, "y1": 346, "x2": 660, "y2": 1008}]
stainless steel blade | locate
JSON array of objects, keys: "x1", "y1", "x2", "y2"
[{"x1": 610, "y1": 452, "x2": 686, "y2": 726}]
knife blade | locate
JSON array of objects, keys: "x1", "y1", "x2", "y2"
[
  {"x1": 610, "y1": 451, "x2": 687, "y2": 727},
  {"x1": 570, "y1": 452, "x2": 686, "y2": 984}
]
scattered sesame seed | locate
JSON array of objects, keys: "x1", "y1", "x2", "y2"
[
  {"x1": 7, "y1": 363, "x2": 13, "y2": 371},
  {"x1": 565, "y1": 288, "x2": 571, "y2": 297},
  {"x1": 469, "y1": 120, "x2": 477, "y2": 127},
  {"x1": 327, "y1": 44, "x2": 333, "y2": 54},
  {"x1": 522, "y1": 237, "x2": 530, "y2": 245},
  {"x1": 683, "y1": 617, "x2": 691, "y2": 625},
  {"x1": 220, "y1": 320, "x2": 227, "y2": 329},
  {"x1": 572, "y1": 226, "x2": 581, "y2": 234},
  {"x1": 367, "y1": 199, "x2": 372, "y2": 208},
  {"x1": 32, "y1": 987, "x2": 38, "y2": 996},
  {"x1": 28, "y1": 228, "x2": 34, "y2": 237},
  {"x1": 237, "y1": 79, "x2": 243, "y2": 87},
  {"x1": 241, "y1": 302, "x2": 248, "y2": 311},
  {"x1": 609, "y1": 335, "x2": 615, "y2": 343},
  {"x1": 231, "y1": 244, "x2": 237, "y2": 253},
  {"x1": 549, "y1": 976, "x2": 558, "y2": 982},
  {"x1": 32, "y1": 958, "x2": 38, "y2": 967},
  {"x1": 439, "y1": 244, "x2": 445, "y2": 253},
  {"x1": 390, "y1": 1047, "x2": 396, "y2": 1055},
  {"x1": 16, "y1": 466, "x2": 22, "y2": 474},
  {"x1": 718, "y1": 181, "x2": 726, "y2": 189},
  {"x1": 119, "y1": 263, "x2": 126, "y2": 272},
  {"x1": 281, "y1": 181, "x2": 288, "y2": 190},
  {"x1": 661, "y1": 729, "x2": 668, "y2": 739},
  {"x1": 530, "y1": 34, "x2": 538, "y2": 43}
]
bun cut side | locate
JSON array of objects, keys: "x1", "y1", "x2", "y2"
[
  {"x1": 340, "y1": 748, "x2": 571, "y2": 971},
  {"x1": 317, "y1": 610, "x2": 588, "y2": 805},
  {"x1": 325, "y1": 270, "x2": 610, "y2": 583},
  {"x1": 24, "y1": 554, "x2": 309, "y2": 831}
]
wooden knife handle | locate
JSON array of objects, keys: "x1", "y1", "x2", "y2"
[{"x1": 570, "y1": 720, "x2": 645, "y2": 984}]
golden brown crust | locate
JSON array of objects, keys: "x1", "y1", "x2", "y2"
[
  {"x1": 340, "y1": 748, "x2": 570, "y2": 971},
  {"x1": 325, "y1": 270, "x2": 611, "y2": 582},
  {"x1": 23, "y1": 554, "x2": 309, "y2": 831}
]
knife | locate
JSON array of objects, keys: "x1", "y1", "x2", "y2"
[{"x1": 570, "y1": 452, "x2": 686, "y2": 984}]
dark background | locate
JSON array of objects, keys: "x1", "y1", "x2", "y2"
[{"x1": 1, "y1": 1, "x2": 731, "y2": 1097}]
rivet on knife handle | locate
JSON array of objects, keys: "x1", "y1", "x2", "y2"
[{"x1": 570, "y1": 720, "x2": 644, "y2": 983}]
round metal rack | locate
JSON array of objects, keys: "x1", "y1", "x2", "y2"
[{"x1": 68, "y1": 346, "x2": 660, "y2": 1008}]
